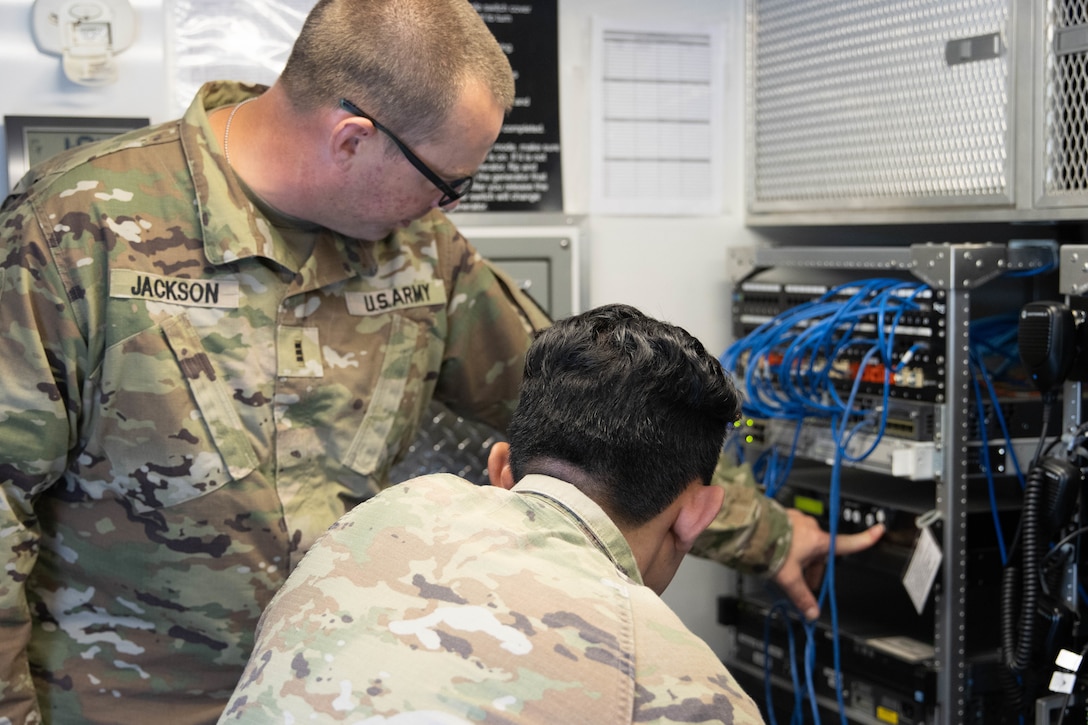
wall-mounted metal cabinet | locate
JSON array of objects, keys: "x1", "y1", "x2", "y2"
[{"x1": 746, "y1": 0, "x2": 1088, "y2": 225}]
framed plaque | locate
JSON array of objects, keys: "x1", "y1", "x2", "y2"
[{"x1": 5, "y1": 114, "x2": 149, "y2": 187}]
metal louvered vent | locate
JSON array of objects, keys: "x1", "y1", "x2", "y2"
[
  {"x1": 749, "y1": 0, "x2": 1012, "y2": 208},
  {"x1": 1042, "y1": 0, "x2": 1088, "y2": 197}
]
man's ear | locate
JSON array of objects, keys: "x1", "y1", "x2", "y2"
[
  {"x1": 487, "y1": 442, "x2": 516, "y2": 490},
  {"x1": 672, "y1": 483, "x2": 725, "y2": 550},
  {"x1": 331, "y1": 116, "x2": 375, "y2": 163}
]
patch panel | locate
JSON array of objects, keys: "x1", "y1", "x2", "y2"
[{"x1": 732, "y1": 268, "x2": 948, "y2": 403}]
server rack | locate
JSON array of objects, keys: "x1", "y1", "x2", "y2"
[{"x1": 721, "y1": 241, "x2": 1066, "y2": 724}]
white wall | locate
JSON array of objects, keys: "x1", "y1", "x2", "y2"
[
  {"x1": 559, "y1": 0, "x2": 754, "y2": 353},
  {"x1": 0, "y1": 0, "x2": 754, "y2": 657},
  {"x1": 558, "y1": 0, "x2": 753, "y2": 656},
  {"x1": 0, "y1": 0, "x2": 170, "y2": 183}
]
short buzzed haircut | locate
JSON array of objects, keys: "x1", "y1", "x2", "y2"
[{"x1": 279, "y1": 0, "x2": 515, "y2": 144}]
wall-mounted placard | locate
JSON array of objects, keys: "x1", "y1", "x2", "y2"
[
  {"x1": 460, "y1": 2, "x2": 563, "y2": 213},
  {"x1": 169, "y1": 0, "x2": 562, "y2": 213}
]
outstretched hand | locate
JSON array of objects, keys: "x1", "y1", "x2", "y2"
[{"x1": 772, "y1": 508, "x2": 885, "y2": 622}]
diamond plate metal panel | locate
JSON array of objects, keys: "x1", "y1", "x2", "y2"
[
  {"x1": 389, "y1": 401, "x2": 503, "y2": 487},
  {"x1": 749, "y1": 0, "x2": 1012, "y2": 208}
]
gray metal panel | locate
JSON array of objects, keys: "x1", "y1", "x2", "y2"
[
  {"x1": 935, "y1": 278, "x2": 972, "y2": 725},
  {"x1": 748, "y1": 0, "x2": 1013, "y2": 212},
  {"x1": 1036, "y1": 0, "x2": 1088, "y2": 207},
  {"x1": 737, "y1": 241, "x2": 1054, "y2": 287},
  {"x1": 1059, "y1": 244, "x2": 1088, "y2": 295},
  {"x1": 470, "y1": 234, "x2": 576, "y2": 320}
]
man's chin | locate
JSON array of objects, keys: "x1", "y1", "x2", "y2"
[
  {"x1": 348, "y1": 224, "x2": 393, "y2": 242},
  {"x1": 351, "y1": 217, "x2": 420, "y2": 241}
]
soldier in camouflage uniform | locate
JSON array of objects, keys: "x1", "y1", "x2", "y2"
[
  {"x1": 219, "y1": 304, "x2": 767, "y2": 724},
  {"x1": 0, "y1": 1, "x2": 544, "y2": 722},
  {"x1": 0, "y1": 0, "x2": 879, "y2": 721}
]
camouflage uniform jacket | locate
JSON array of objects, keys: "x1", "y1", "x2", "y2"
[
  {"x1": 0, "y1": 81, "x2": 549, "y2": 725},
  {"x1": 219, "y1": 473, "x2": 767, "y2": 725},
  {"x1": 692, "y1": 460, "x2": 791, "y2": 577}
]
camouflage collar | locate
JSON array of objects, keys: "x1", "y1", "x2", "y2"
[
  {"x1": 513, "y1": 474, "x2": 642, "y2": 586},
  {"x1": 180, "y1": 81, "x2": 301, "y2": 271}
]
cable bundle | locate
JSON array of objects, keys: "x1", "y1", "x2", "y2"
[
  {"x1": 722, "y1": 277, "x2": 930, "y2": 495},
  {"x1": 725, "y1": 277, "x2": 1036, "y2": 724},
  {"x1": 725, "y1": 268, "x2": 1052, "y2": 724},
  {"x1": 723, "y1": 277, "x2": 929, "y2": 725}
]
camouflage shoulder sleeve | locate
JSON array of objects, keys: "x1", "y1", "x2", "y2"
[
  {"x1": 689, "y1": 457, "x2": 792, "y2": 575},
  {"x1": 433, "y1": 221, "x2": 551, "y2": 432},
  {"x1": 0, "y1": 191, "x2": 84, "y2": 724},
  {"x1": 629, "y1": 586, "x2": 766, "y2": 724}
]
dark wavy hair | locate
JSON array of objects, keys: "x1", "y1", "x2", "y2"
[{"x1": 507, "y1": 304, "x2": 740, "y2": 527}]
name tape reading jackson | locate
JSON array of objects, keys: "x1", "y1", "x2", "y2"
[
  {"x1": 110, "y1": 270, "x2": 241, "y2": 308},
  {"x1": 346, "y1": 280, "x2": 447, "y2": 316}
]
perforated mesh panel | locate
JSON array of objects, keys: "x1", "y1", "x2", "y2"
[
  {"x1": 750, "y1": 0, "x2": 1011, "y2": 207},
  {"x1": 1042, "y1": 0, "x2": 1088, "y2": 196}
]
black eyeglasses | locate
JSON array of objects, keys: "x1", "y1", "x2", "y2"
[{"x1": 339, "y1": 98, "x2": 474, "y2": 206}]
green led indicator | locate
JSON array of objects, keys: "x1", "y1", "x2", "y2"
[{"x1": 793, "y1": 495, "x2": 824, "y2": 517}]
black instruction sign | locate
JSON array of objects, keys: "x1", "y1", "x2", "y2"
[{"x1": 462, "y1": 1, "x2": 562, "y2": 212}]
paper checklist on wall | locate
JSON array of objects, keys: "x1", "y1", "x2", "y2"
[{"x1": 590, "y1": 17, "x2": 726, "y2": 216}]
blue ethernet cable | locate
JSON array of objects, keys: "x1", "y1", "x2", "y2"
[
  {"x1": 728, "y1": 276, "x2": 931, "y2": 725},
  {"x1": 971, "y1": 362, "x2": 1010, "y2": 567},
  {"x1": 763, "y1": 599, "x2": 805, "y2": 725},
  {"x1": 732, "y1": 275, "x2": 1044, "y2": 724}
]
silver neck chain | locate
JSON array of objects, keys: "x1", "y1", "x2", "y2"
[{"x1": 222, "y1": 97, "x2": 256, "y2": 166}]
